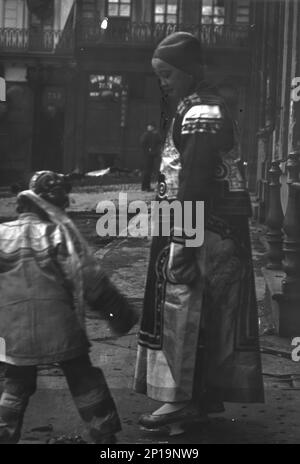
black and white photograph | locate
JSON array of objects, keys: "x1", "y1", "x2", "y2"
[{"x1": 0, "y1": 0, "x2": 299, "y2": 448}]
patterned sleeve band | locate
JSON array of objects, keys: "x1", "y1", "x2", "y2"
[{"x1": 181, "y1": 103, "x2": 223, "y2": 135}]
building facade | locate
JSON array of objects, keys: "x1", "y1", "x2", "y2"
[
  {"x1": 248, "y1": 0, "x2": 300, "y2": 217},
  {"x1": 248, "y1": 0, "x2": 300, "y2": 336},
  {"x1": 73, "y1": 0, "x2": 252, "y2": 173},
  {"x1": 0, "y1": 0, "x2": 75, "y2": 184},
  {"x1": 0, "y1": 0, "x2": 253, "y2": 182}
]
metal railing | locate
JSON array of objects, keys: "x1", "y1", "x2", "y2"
[
  {"x1": 0, "y1": 28, "x2": 74, "y2": 54},
  {"x1": 78, "y1": 22, "x2": 250, "y2": 48},
  {"x1": 0, "y1": 23, "x2": 249, "y2": 53}
]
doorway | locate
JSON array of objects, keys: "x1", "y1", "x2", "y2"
[
  {"x1": 32, "y1": 86, "x2": 65, "y2": 172},
  {"x1": 85, "y1": 73, "x2": 123, "y2": 171}
]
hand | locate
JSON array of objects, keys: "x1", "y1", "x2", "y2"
[
  {"x1": 166, "y1": 241, "x2": 199, "y2": 285},
  {"x1": 90, "y1": 280, "x2": 139, "y2": 337}
]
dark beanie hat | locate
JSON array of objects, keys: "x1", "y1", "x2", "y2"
[{"x1": 153, "y1": 32, "x2": 203, "y2": 74}]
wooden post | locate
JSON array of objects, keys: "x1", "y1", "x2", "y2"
[
  {"x1": 282, "y1": 153, "x2": 300, "y2": 290},
  {"x1": 265, "y1": 160, "x2": 284, "y2": 269},
  {"x1": 256, "y1": 126, "x2": 271, "y2": 222},
  {"x1": 61, "y1": 63, "x2": 78, "y2": 173},
  {"x1": 275, "y1": 0, "x2": 300, "y2": 335},
  {"x1": 279, "y1": 78, "x2": 300, "y2": 335},
  {"x1": 119, "y1": 85, "x2": 129, "y2": 168},
  {"x1": 74, "y1": 67, "x2": 87, "y2": 172},
  {"x1": 27, "y1": 65, "x2": 44, "y2": 171}
]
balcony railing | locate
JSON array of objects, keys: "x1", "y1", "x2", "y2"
[
  {"x1": 0, "y1": 28, "x2": 74, "y2": 54},
  {"x1": 0, "y1": 23, "x2": 250, "y2": 54},
  {"x1": 78, "y1": 22, "x2": 250, "y2": 48}
]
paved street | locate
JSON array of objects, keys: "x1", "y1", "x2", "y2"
[{"x1": 1, "y1": 185, "x2": 300, "y2": 444}]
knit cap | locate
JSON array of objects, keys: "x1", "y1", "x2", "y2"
[{"x1": 153, "y1": 32, "x2": 203, "y2": 73}]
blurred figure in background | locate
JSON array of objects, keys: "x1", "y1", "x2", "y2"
[{"x1": 140, "y1": 123, "x2": 162, "y2": 191}]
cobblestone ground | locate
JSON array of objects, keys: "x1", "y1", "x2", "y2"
[{"x1": 0, "y1": 186, "x2": 300, "y2": 444}]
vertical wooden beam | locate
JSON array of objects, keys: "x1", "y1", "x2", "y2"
[
  {"x1": 265, "y1": 1, "x2": 284, "y2": 269},
  {"x1": 277, "y1": 0, "x2": 300, "y2": 335},
  {"x1": 74, "y1": 66, "x2": 87, "y2": 171},
  {"x1": 274, "y1": 0, "x2": 285, "y2": 163},
  {"x1": 180, "y1": 0, "x2": 200, "y2": 25},
  {"x1": 280, "y1": 0, "x2": 294, "y2": 160},
  {"x1": 245, "y1": 0, "x2": 261, "y2": 191},
  {"x1": 282, "y1": 153, "x2": 300, "y2": 291},
  {"x1": 27, "y1": 64, "x2": 44, "y2": 171},
  {"x1": 283, "y1": 46, "x2": 300, "y2": 289},
  {"x1": 253, "y1": 1, "x2": 269, "y2": 201},
  {"x1": 62, "y1": 64, "x2": 78, "y2": 172},
  {"x1": 265, "y1": 159, "x2": 284, "y2": 269}
]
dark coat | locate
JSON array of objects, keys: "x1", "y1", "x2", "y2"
[{"x1": 140, "y1": 130, "x2": 162, "y2": 157}]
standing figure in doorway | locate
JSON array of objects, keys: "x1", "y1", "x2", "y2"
[{"x1": 140, "y1": 123, "x2": 162, "y2": 191}]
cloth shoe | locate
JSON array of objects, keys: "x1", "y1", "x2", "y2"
[{"x1": 138, "y1": 403, "x2": 206, "y2": 429}]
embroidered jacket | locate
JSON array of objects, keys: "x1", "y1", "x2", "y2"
[
  {"x1": 0, "y1": 212, "x2": 137, "y2": 365},
  {"x1": 158, "y1": 87, "x2": 251, "y2": 217}
]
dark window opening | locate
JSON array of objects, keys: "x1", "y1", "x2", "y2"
[
  {"x1": 201, "y1": 0, "x2": 225, "y2": 25},
  {"x1": 154, "y1": 0, "x2": 179, "y2": 24},
  {"x1": 107, "y1": 0, "x2": 131, "y2": 18}
]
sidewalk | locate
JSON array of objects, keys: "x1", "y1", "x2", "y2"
[{"x1": 1, "y1": 185, "x2": 300, "y2": 444}]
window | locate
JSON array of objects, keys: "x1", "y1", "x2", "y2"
[
  {"x1": 154, "y1": 0, "x2": 179, "y2": 24},
  {"x1": 107, "y1": 0, "x2": 131, "y2": 18},
  {"x1": 28, "y1": 0, "x2": 54, "y2": 29},
  {"x1": 2, "y1": 0, "x2": 27, "y2": 28},
  {"x1": 236, "y1": 0, "x2": 250, "y2": 24},
  {"x1": 201, "y1": 0, "x2": 225, "y2": 25},
  {"x1": 30, "y1": 12, "x2": 53, "y2": 27},
  {"x1": 3, "y1": 0, "x2": 18, "y2": 27}
]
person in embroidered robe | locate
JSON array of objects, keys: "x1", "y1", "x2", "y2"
[
  {"x1": 0, "y1": 170, "x2": 138, "y2": 444},
  {"x1": 133, "y1": 32, "x2": 264, "y2": 430}
]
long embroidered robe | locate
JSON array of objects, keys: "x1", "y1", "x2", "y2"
[{"x1": 134, "y1": 88, "x2": 264, "y2": 404}]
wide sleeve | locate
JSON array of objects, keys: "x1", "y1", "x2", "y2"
[
  {"x1": 49, "y1": 224, "x2": 74, "y2": 292},
  {"x1": 174, "y1": 101, "x2": 234, "y2": 203},
  {"x1": 165, "y1": 100, "x2": 234, "y2": 285},
  {"x1": 50, "y1": 225, "x2": 139, "y2": 336}
]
